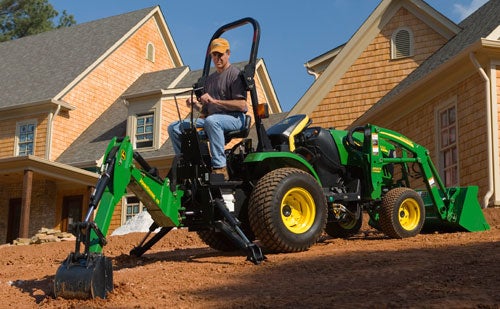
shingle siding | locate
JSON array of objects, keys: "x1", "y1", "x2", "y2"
[
  {"x1": 310, "y1": 7, "x2": 448, "y2": 130},
  {"x1": 384, "y1": 73, "x2": 489, "y2": 197},
  {"x1": 53, "y1": 17, "x2": 175, "y2": 161},
  {"x1": 0, "y1": 114, "x2": 48, "y2": 158}
]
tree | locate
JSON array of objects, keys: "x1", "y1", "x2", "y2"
[{"x1": 0, "y1": 0, "x2": 75, "y2": 42}]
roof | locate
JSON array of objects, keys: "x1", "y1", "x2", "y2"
[
  {"x1": 57, "y1": 98, "x2": 128, "y2": 166},
  {"x1": 369, "y1": 0, "x2": 500, "y2": 111},
  {"x1": 122, "y1": 66, "x2": 190, "y2": 98},
  {"x1": 0, "y1": 6, "x2": 158, "y2": 110}
]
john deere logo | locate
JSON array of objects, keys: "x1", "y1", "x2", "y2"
[{"x1": 121, "y1": 150, "x2": 126, "y2": 160}]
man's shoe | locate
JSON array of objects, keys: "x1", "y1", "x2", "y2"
[{"x1": 213, "y1": 167, "x2": 229, "y2": 180}]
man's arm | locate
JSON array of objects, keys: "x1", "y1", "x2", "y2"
[{"x1": 199, "y1": 93, "x2": 247, "y2": 112}]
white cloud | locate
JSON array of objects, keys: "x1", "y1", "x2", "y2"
[{"x1": 453, "y1": 0, "x2": 489, "y2": 20}]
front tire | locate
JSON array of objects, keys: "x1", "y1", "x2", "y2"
[
  {"x1": 325, "y1": 212, "x2": 362, "y2": 238},
  {"x1": 379, "y1": 187, "x2": 425, "y2": 238},
  {"x1": 248, "y1": 168, "x2": 327, "y2": 253}
]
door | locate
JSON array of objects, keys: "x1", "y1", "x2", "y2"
[
  {"x1": 62, "y1": 195, "x2": 83, "y2": 232},
  {"x1": 6, "y1": 198, "x2": 22, "y2": 244}
]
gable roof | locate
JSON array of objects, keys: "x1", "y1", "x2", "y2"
[
  {"x1": 57, "y1": 97, "x2": 128, "y2": 166},
  {"x1": 356, "y1": 0, "x2": 500, "y2": 124},
  {"x1": 289, "y1": 0, "x2": 460, "y2": 116},
  {"x1": 122, "y1": 66, "x2": 190, "y2": 98},
  {"x1": 0, "y1": 6, "x2": 182, "y2": 111}
]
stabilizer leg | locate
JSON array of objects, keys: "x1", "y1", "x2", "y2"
[
  {"x1": 213, "y1": 198, "x2": 265, "y2": 264},
  {"x1": 130, "y1": 225, "x2": 173, "y2": 257}
]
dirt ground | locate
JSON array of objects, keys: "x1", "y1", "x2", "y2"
[{"x1": 1, "y1": 209, "x2": 500, "y2": 309}]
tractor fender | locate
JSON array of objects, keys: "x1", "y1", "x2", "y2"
[{"x1": 244, "y1": 151, "x2": 322, "y2": 185}]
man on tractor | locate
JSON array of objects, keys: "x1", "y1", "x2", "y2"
[{"x1": 168, "y1": 38, "x2": 247, "y2": 180}]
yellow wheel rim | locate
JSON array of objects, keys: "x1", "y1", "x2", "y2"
[
  {"x1": 398, "y1": 198, "x2": 421, "y2": 231},
  {"x1": 280, "y1": 187, "x2": 316, "y2": 234}
]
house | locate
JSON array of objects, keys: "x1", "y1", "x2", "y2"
[
  {"x1": 0, "y1": 6, "x2": 280, "y2": 244},
  {"x1": 290, "y1": 0, "x2": 500, "y2": 207}
]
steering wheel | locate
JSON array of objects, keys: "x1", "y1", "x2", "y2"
[{"x1": 346, "y1": 126, "x2": 366, "y2": 151}]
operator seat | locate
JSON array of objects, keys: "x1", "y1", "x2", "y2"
[
  {"x1": 224, "y1": 114, "x2": 252, "y2": 144},
  {"x1": 198, "y1": 114, "x2": 252, "y2": 144}
]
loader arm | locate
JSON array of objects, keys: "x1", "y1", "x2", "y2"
[
  {"x1": 350, "y1": 124, "x2": 489, "y2": 232},
  {"x1": 364, "y1": 125, "x2": 449, "y2": 217}
]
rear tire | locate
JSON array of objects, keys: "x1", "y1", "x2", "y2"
[
  {"x1": 248, "y1": 168, "x2": 327, "y2": 253},
  {"x1": 196, "y1": 230, "x2": 237, "y2": 251},
  {"x1": 379, "y1": 187, "x2": 425, "y2": 238}
]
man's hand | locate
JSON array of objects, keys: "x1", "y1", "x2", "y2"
[
  {"x1": 200, "y1": 93, "x2": 214, "y2": 105},
  {"x1": 186, "y1": 98, "x2": 202, "y2": 111}
]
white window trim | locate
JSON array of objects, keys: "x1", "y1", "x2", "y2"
[
  {"x1": 391, "y1": 26, "x2": 414, "y2": 59},
  {"x1": 435, "y1": 98, "x2": 460, "y2": 186},
  {"x1": 14, "y1": 119, "x2": 37, "y2": 156},
  {"x1": 121, "y1": 195, "x2": 146, "y2": 225},
  {"x1": 126, "y1": 98, "x2": 162, "y2": 150},
  {"x1": 135, "y1": 113, "x2": 155, "y2": 149}
]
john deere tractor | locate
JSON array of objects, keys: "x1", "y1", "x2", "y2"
[{"x1": 54, "y1": 17, "x2": 489, "y2": 299}]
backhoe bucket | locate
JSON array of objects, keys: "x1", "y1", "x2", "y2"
[
  {"x1": 421, "y1": 186, "x2": 490, "y2": 232},
  {"x1": 54, "y1": 253, "x2": 113, "y2": 299}
]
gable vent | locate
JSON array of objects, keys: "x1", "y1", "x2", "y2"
[
  {"x1": 146, "y1": 42, "x2": 155, "y2": 62},
  {"x1": 391, "y1": 28, "x2": 413, "y2": 59}
]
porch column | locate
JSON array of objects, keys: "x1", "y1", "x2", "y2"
[{"x1": 19, "y1": 169, "x2": 33, "y2": 238}]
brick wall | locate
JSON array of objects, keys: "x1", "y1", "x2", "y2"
[
  {"x1": 0, "y1": 180, "x2": 57, "y2": 243},
  {"x1": 310, "y1": 7, "x2": 447, "y2": 130}
]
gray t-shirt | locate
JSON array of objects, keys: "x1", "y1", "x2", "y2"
[{"x1": 202, "y1": 65, "x2": 247, "y2": 115}]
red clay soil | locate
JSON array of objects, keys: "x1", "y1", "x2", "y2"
[{"x1": 1, "y1": 208, "x2": 500, "y2": 308}]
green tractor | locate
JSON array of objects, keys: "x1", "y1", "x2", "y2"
[{"x1": 54, "y1": 17, "x2": 489, "y2": 299}]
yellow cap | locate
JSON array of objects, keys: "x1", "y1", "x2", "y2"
[{"x1": 210, "y1": 38, "x2": 230, "y2": 54}]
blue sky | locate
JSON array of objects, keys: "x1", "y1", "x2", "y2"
[{"x1": 50, "y1": 0, "x2": 488, "y2": 112}]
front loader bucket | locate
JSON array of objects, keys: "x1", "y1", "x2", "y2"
[
  {"x1": 421, "y1": 186, "x2": 490, "y2": 232},
  {"x1": 54, "y1": 253, "x2": 113, "y2": 299}
]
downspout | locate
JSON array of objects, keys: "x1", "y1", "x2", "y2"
[
  {"x1": 46, "y1": 103, "x2": 62, "y2": 160},
  {"x1": 469, "y1": 52, "x2": 492, "y2": 208},
  {"x1": 305, "y1": 63, "x2": 320, "y2": 79}
]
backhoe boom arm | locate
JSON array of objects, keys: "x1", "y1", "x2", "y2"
[{"x1": 84, "y1": 136, "x2": 183, "y2": 254}]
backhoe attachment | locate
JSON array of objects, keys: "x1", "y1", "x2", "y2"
[
  {"x1": 54, "y1": 222, "x2": 113, "y2": 299},
  {"x1": 54, "y1": 137, "x2": 184, "y2": 299}
]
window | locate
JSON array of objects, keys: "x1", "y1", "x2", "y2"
[
  {"x1": 391, "y1": 27, "x2": 413, "y2": 59},
  {"x1": 146, "y1": 42, "x2": 155, "y2": 62},
  {"x1": 438, "y1": 105, "x2": 458, "y2": 186},
  {"x1": 16, "y1": 121, "x2": 36, "y2": 156},
  {"x1": 126, "y1": 98, "x2": 161, "y2": 150},
  {"x1": 123, "y1": 196, "x2": 145, "y2": 224},
  {"x1": 136, "y1": 113, "x2": 154, "y2": 148}
]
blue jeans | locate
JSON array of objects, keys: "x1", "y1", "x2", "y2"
[{"x1": 168, "y1": 112, "x2": 245, "y2": 168}]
